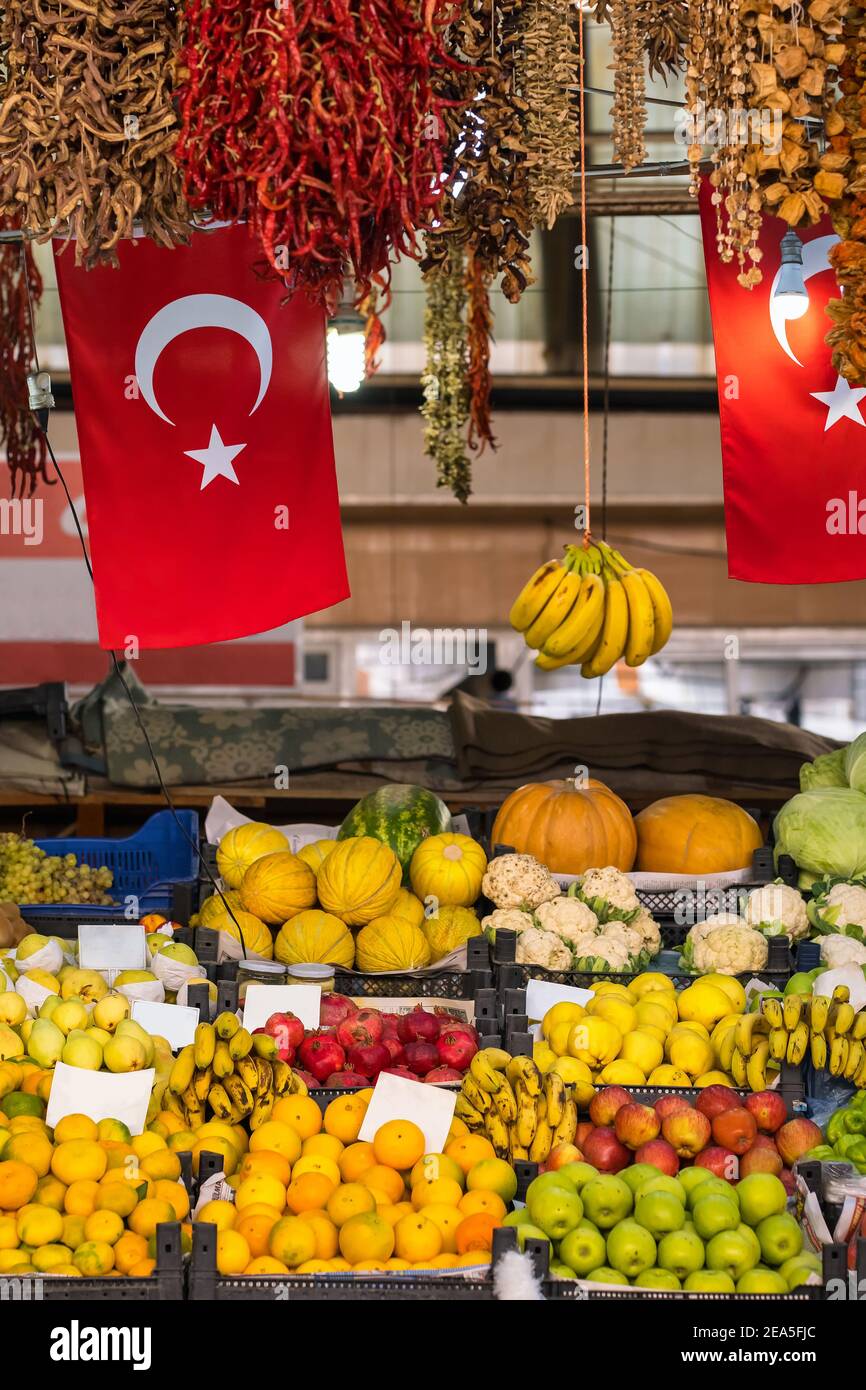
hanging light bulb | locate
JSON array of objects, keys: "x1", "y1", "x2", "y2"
[
  {"x1": 327, "y1": 294, "x2": 366, "y2": 395},
  {"x1": 772, "y1": 228, "x2": 809, "y2": 321}
]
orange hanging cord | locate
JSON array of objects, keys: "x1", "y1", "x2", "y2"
[{"x1": 577, "y1": 8, "x2": 591, "y2": 546}]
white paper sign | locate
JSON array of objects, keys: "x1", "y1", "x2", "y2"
[
  {"x1": 45, "y1": 1061, "x2": 155, "y2": 1135},
  {"x1": 242, "y1": 984, "x2": 321, "y2": 1033},
  {"x1": 358, "y1": 1073, "x2": 456, "y2": 1154},
  {"x1": 204, "y1": 795, "x2": 336, "y2": 852},
  {"x1": 525, "y1": 978, "x2": 595, "y2": 1023},
  {"x1": 812, "y1": 964, "x2": 866, "y2": 1014},
  {"x1": 78, "y1": 924, "x2": 147, "y2": 972},
  {"x1": 132, "y1": 1000, "x2": 199, "y2": 1050}
]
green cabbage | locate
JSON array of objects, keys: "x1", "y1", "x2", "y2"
[
  {"x1": 774, "y1": 788, "x2": 866, "y2": 882},
  {"x1": 845, "y1": 734, "x2": 866, "y2": 793},
  {"x1": 799, "y1": 748, "x2": 847, "y2": 791}
]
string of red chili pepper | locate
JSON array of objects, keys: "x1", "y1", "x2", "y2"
[
  {"x1": 174, "y1": 0, "x2": 464, "y2": 307},
  {"x1": 0, "y1": 229, "x2": 48, "y2": 498}
]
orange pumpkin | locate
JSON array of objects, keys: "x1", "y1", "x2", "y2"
[
  {"x1": 634, "y1": 794, "x2": 762, "y2": 875},
  {"x1": 491, "y1": 779, "x2": 636, "y2": 875}
]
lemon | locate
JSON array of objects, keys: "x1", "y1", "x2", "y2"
[
  {"x1": 668, "y1": 1031, "x2": 714, "y2": 1078},
  {"x1": 694, "y1": 1071, "x2": 735, "y2": 1088},
  {"x1": 532, "y1": 1041, "x2": 558, "y2": 1073},
  {"x1": 541, "y1": 1001, "x2": 586, "y2": 1039},
  {"x1": 619, "y1": 1029, "x2": 664, "y2": 1075},
  {"x1": 547, "y1": 1022, "x2": 574, "y2": 1058},
  {"x1": 567, "y1": 1016, "x2": 622, "y2": 1067},
  {"x1": 699, "y1": 974, "x2": 746, "y2": 1014},
  {"x1": 647, "y1": 1064, "x2": 691, "y2": 1086},
  {"x1": 590, "y1": 983, "x2": 633, "y2": 1002},
  {"x1": 586, "y1": 995, "x2": 637, "y2": 1035},
  {"x1": 598, "y1": 1060, "x2": 646, "y2": 1085},
  {"x1": 634, "y1": 1001, "x2": 674, "y2": 1035},
  {"x1": 627, "y1": 972, "x2": 675, "y2": 999},
  {"x1": 677, "y1": 982, "x2": 734, "y2": 1031}
]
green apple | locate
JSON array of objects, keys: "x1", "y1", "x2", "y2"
[
  {"x1": 502, "y1": 1208, "x2": 533, "y2": 1228},
  {"x1": 688, "y1": 1175, "x2": 739, "y2": 1211},
  {"x1": 580, "y1": 1175, "x2": 633, "y2": 1230},
  {"x1": 779, "y1": 1252, "x2": 822, "y2": 1290},
  {"x1": 634, "y1": 1190, "x2": 685, "y2": 1238},
  {"x1": 678, "y1": 1167, "x2": 716, "y2": 1201},
  {"x1": 784, "y1": 972, "x2": 815, "y2": 995},
  {"x1": 528, "y1": 1186, "x2": 584, "y2": 1242},
  {"x1": 633, "y1": 1267, "x2": 681, "y2": 1290},
  {"x1": 692, "y1": 1192, "x2": 741, "y2": 1241},
  {"x1": 555, "y1": 1162, "x2": 599, "y2": 1193},
  {"x1": 584, "y1": 1266, "x2": 629, "y2": 1285},
  {"x1": 526, "y1": 1172, "x2": 575, "y2": 1208},
  {"x1": 684, "y1": 1269, "x2": 735, "y2": 1293},
  {"x1": 706, "y1": 1226, "x2": 759, "y2": 1280},
  {"x1": 549, "y1": 1260, "x2": 577, "y2": 1280},
  {"x1": 737, "y1": 1267, "x2": 788, "y2": 1294},
  {"x1": 515, "y1": 1224, "x2": 553, "y2": 1253},
  {"x1": 635, "y1": 1173, "x2": 686, "y2": 1205},
  {"x1": 736, "y1": 1173, "x2": 786, "y2": 1227},
  {"x1": 756, "y1": 1212, "x2": 803, "y2": 1266},
  {"x1": 657, "y1": 1228, "x2": 706, "y2": 1279},
  {"x1": 620, "y1": 1163, "x2": 660, "y2": 1195},
  {"x1": 606, "y1": 1219, "x2": 657, "y2": 1278},
  {"x1": 559, "y1": 1223, "x2": 607, "y2": 1276}
]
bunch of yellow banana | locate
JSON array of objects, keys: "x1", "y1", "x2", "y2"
[
  {"x1": 759, "y1": 987, "x2": 866, "y2": 1086},
  {"x1": 454, "y1": 1048, "x2": 578, "y2": 1164},
  {"x1": 509, "y1": 539, "x2": 673, "y2": 677},
  {"x1": 164, "y1": 1012, "x2": 307, "y2": 1131}
]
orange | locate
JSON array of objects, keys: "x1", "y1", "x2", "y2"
[
  {"x1": 216, "y1": 1229, "x2": 250, "y2": 1275},
  {"x1": 114, "y1": 1230, "x2": 149, "y2": 1274},
  {"x1": 421, "y1": 1203, "x2": 464, "y2": 1253},
  {"x1": 446, "y1": 1117, "x2": 469, "y2": 1143},
  {"x1": 61, "y1": 1214, "x2": 86, "y2": 1249},
  {"x1": 465, "y1": 1157, "x2": 517, "y2": 1203},
  {"x1": 195, "y1": 1199, "x2": 237, "y2": 1231},
  {"x1": 338, "y1": 1211, "x2": 395, "y2": 1264},
  {"x1": 328, "y1": 1257, "x2": 352, "y2": 1271},
  {"x1": 394, "y1": 1212, "x2": 442, "y2": 1262},
  {"x1": 154, "y1": 1180, "x2": 189, "y2": 1221},
  {"x1": 455, "y1": 1249, "x2": 492, "y2": 1267},
  {"x1": 154, "y1": 1111, "x2": 185, "y2": 1135},
  {"x1": 458, "y1": 1189, "x2": 507, "y2": 1221},
  {"x1": 228, "y1": 1202, "x2": 282, "y2": 1224},
  {"x1": 128, "y1": 1198, "x2": 175, "y2": 1239},
  {"x1": 296, "y1": 1258, "x2": 333, "y2": 1273},
  {"x1": 0, "y1": 1214, "x2": 17, "y2": 1249},
  {"x1": 272, "y1": 1096, "x2": 322, "y2": 1140},
  {"x1": 454, "y1": 1212, "x2": 500, "y2": 1254},
  {"x1": 410, "y1": 1153, "x2": 465, "y2": 1190},
  {"x1": 0, "y1": 1160, "x2": 38, "y2": 1210},
  {"x1": 411, "y1": 1178, "x2": 463, "y2": 1209},
  {"x1": 53, "y1": 1114, "x2": 98, "y2": 1144},
  {"x1": 128, "y1": 1258, "x2": 156, "y2": 1277},
  {"x1": 378, "y1": 1201, "x2": 414, "y2": 1228},
  {"x1": 84, "y1": 1210, "x2": 124, "y2": 1246},
  {"x1": 34, "y1": 1175, "x2": 67, "y2": 1212},
  {"x1": 285, "y1": 1172, "x2": 335, "y2": 1214},
  {"x1": 302, "y1": 1134, "x2": 344, "y2": 1163},
  {"x1": 298, "y1": 1210, "x2": 339, "y2": 1259},
  {"x1": 131, "y1": 1132, "x2": 166, "y2": 1160},
  {"x1": 102, "y1": 1142, "x2": 136, "y2": 1172},
  {"x1": 94, "y1": 1182, "x2": 139, "y2": 1219},
  {"x1": 191, "y1": 1137, "x2": 239, "y2": 1178},
  {"x1": 372, "y1": 1119, "x2": 425, "y2": 1171},
  {"x1": 51, "y1": 1140, "x2": 107, "y2": 1186},
  {"x1": 73, "y1": 1240, "x2": 115, "y2": 1275},
  {"x1": 291, "y1": 1153, "x2": 341, "y2": 1187},
  {"x1": 139, "y1": 1150, "x2": 181, "y2": 1183},
  {"x1": 427, "y1": 1252, "x2": 459, "y2": 1268},
  {"x1": 326, "y1": 1183, "x2": 376, "y2": 1227},
  {"x1": 244, "y1": 1256, "x2": 289, "y2": 1274},
  {"x1": 359, "y1": 1165, "x2": 403, "y2": 1204},
  {"x1": 32, "y1": 1244, "x2": 73, "y2": 1273},
  {"x1": 323, "y1": 1095, "x2": 367, "y2": 1144},
  {"x1": 364, "y1": 1187, "x2": 395, "y2": 1207},
  {"x1": 445, "y1": 1134, "x2": 495, "y2": 1175},
  {"x1": 6, "y1": 1132, "x2": 53, "y2": 1176},
  {"x1": 248, "y1": 1121, "x2": 302, "y2": 1163},
  {"x1": 339, "y1": 1142, "x2": 376, "y2": 1183},
  {"x1": 238, "y1": 1150, "x2": 291, "y2": 1187},
  {"x1": 268, "y1": 1216, "x2": 317, "y2": 1268},
  {"x1": 352, "y1": 1259, "x2": 387, "y2": 1271},
  {"x1": 235, "y1": 1211, "x2": 279, "y2": 1260},
  {"x1": 234, "y1": 1173, "x2": 286, "y2": 1213},
  {"x1": 384, "y1": 1257, "x2": 412, "y2": 1270},
  {"x1": 17, "y1": 1204, "x2": 63, "y2": 1246}
]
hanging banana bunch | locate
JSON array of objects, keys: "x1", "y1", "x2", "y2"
[{"x1": 509, "y1": 539, "x2": 673, "y2": 678}]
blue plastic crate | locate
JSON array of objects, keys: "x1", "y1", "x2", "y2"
[{"x1": 21, "y1": 810, "x2": 199, "y2": 920}]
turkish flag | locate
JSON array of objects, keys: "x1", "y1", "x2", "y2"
[
  {"x1": 54, "y1": 225, "x2": 349, "y2": 649},
  {"x1": 701, "y1": 187, "x2": 866, "y2": 583}
]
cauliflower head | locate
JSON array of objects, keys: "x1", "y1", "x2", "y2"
[
  {"x1": 482, "y1": 854, "x2": 561, "y2": 911},
  {"x1": 818, "y1": 933, "x2": 866, "y2": 968},
  {"x1": 601, "y1": 920, "x2": 645, "y2": 959},
  {"x1": 693, "y1": 924, "x2": 769, "y2": 976},
  {"x1": 823, "y1": 883, "x2": 866, "y2": 930},
  {"x1": 534, "y1": 896, "x2": 599, "y2": 945},
  {"x1": 572, "y1": 934, "x2": 631, "y2": 970},
  {"x1": 577, "y1": 867, "x2": 640, "y2": 919},
  {"x1": 481, "y1": 907, "x2": 535, "y2": 939},
  {"x1": 515, "y1": 927, "x2": 573, "y2": 971},
  {"x1": 631, "y1": 908, "x2": 661, "y2": 957},
  {"x1": 744, "y1": 884, "x2": 809, "y2": 941}
]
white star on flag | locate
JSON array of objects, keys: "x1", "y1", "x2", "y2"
[
  {"x1": 184, "y1": 424, "x2": 246, "y2": 488},
  {"x1": 811, "y1": 375, "x2": 866, "y2": 432}
]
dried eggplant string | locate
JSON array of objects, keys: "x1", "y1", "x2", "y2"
[
  {"x1": 610, "y1": 0, "x2": 648, "y2": 171},
  {"x1": 522, "y1": 0, "x2": 579, "y2": 229},
  {"x1": 0, "y1": 0, "x2": 189, "y2": 267},
  {"x1": 0, "y1": 228, "x2": 47, "y2": 497},
  {"x1": 826, "y1": 4, "x2": 866, "y2": 384},
  {"x1": 465, "y1": 249, "x2": 496, "y2": 452},
  {"x1": 421, "y1": 249, "x2": 471, "y2": 503}
]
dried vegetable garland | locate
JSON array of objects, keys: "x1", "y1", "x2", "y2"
[
  {"x1": 610, "y1": 0, "x2": 648, "y2": 170},
  {"x1": 0, "y1": 231, "x2": 47, "y2": 497},
  {"x1": 465, "y1": 250, "x2": 496, "y2": 453},
  {"x1": 421, "y1": 251, "x2": 471, "y2": 503},
  {"x1": 0, "y1": 0, "x2": 188, "y2": 266},
  {"x1": 639, "y1": 0, "x2": 689, "y2": 80},
  {"x1": 175, "y1": 0, "x2": 458, "y2": 308},
  {"x1": 522, "y1": 0, "x2": 579, "y2": 228},
  {"x1": 826, "y1": 4, "x2": 866, "y2": 383}
]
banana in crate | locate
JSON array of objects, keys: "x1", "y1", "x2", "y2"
[
  {"x1": 747, "y1": 984, "x2": 866, "y2": 1088},
  {"x1": 166, "y1": 1012, "x2": 309, "y2": 1129},
  {"x1": 454, "y1": 1047, "x2": 578, "y2": 1163},
  {"x1": 509, "y1": 539, "x2": 672, "y2": 677}
]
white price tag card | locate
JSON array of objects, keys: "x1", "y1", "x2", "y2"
[
  {"x1": 358, "y1": 1073, "x2": 456, "y2": 1154},
  {"x1": 45, "y1": 1061, "x2": 155, "y2": 1136},
  {"x1": 242, "y1": 984, "x2": 321, "y2": 1033},
  {"x1": 131, "y1": 1000, "x2": 199, "y2": 1050},
  {"x1": 78, "y1": 924, "x2": 147, "y2": 972},
  {"x1": 525, "y1": 978, "x2": 595, "y2": 1022}
]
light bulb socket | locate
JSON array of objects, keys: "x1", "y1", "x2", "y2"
[{"x1": 774, "y1": 229, "x2": 807, "y2": 300}]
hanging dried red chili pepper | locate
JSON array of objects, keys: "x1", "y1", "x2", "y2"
[{"x1": 0, "y1": 227, "x2": 48, "y2": 498}]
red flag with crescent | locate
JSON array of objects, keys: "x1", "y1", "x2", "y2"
[{"x1": 54, "y1": 225, "x2": 349, "y2": 649}]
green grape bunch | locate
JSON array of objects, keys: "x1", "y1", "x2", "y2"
[{"x1": 0, "y1": 834, "x2": 115, "y2": 905}]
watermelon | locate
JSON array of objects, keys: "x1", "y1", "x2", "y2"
[{"x1": 337, "y1": 785, "x2": 452, "y2": 882}]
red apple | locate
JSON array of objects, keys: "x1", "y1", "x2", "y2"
[
  {"x1": 397, "y1": 1008, "x2": 441, "y2": 1044},
  {"x1": 319, "y1": 993, "x2": 358, "y2": 1027},
  {"x1": 298, "y1": 1033, "x2": 346, "y2": 1083},
  {"x1": 662, "y1": 1108, "x2": 712, "y2": 1159},
  {"x1": 381, "y1": 1037, "x2": 406, "y2": 1064},
  {"x1": 695, "y1": 1085, "x2": 744, "y2": 1121},
  {"x1": 383, "y1": 1066, "x2": 418, "y2": 1080},
  {"x1": 582, "y1": 1126, "x2": 630, "y2": 1173},
  {"x1": 589, "y1": 1086, "x2": 633, "y2": 1128},
  {"x1": 323, "y1": 1070, "x2": 367, "y2": 1089},
  {"x1": 654, "y1": 1095, "x2": 692, "y2": 1122},
  {"x1": 634, "y1": 1138, "x2": 680, "y2": 1176},
  {"x1": 776, "y1": 1118, "x2": 823, "y2": 1168},
  {"x1": 347, "y1": 1041, "x2": 390, "y2": 1079},
  {"x1": 403, "y1": 1039, "x2": 440, "y2": 1076},
  {"x1": 615, "y1": 1103, "x2": 660, "y2": 1150},
  {"x1": 264, "y1": 1011, "x2": 304, "y2": 1056},
  {"x1": 336, "y1": 1008, "x2": 384, "y2": 1050},
  {"x1": 745, "y1": 1090, "x2": 788, "y2": 1135},
  {"x1": 780, "y1": 1167, "x2": 797, "y2": 1196},
  {"x1": 750, "y1": 1134, "x2": 779, "y2": 1153},
  {"x1": 436, "y1": 1029, "x2": 478, "y2": 1071},
  {"x1": 576, "y1": 1122, "x2": 595, "y2": 1149},
  {"x1": 542, "y1": 1143, "x2": 584, "y2": 1173},
  {"x1": 291, "y1": 1068, "x2": 319, "y2": 1090},
  {"x1": 695, "y1": 1145, "x2": 739, "y2": 1182},
  {"x1": 738, "y1": 1144, "x2": 783, "y2": 1178},
  {"x1": 711, "y1": 1107, "x2": 757, "y2": 1156},
  {"x1": 424, "y1": 1066, "x2": 464, "y2": 1083}
]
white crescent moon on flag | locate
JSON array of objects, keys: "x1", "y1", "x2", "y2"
[
  {"x1": 769, "y1": 234, "x2": 840, "y2": 367},
  {"x1": 134, "y1": 293, "x2": 273, "y2": 425}
]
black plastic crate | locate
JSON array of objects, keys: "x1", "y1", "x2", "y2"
[{"x1": 27, "y1": 1222, "x2": 184, "y2": 1301}]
